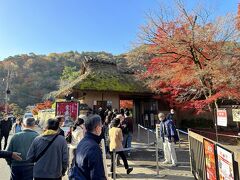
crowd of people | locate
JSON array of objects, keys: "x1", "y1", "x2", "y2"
[{"x1": 0, "y1": 107, "x2": 179, "y2": 179}]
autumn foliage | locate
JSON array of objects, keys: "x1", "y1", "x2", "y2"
[
  {"x1": 32, "y1": 100, "x2": 53, "y2": 115},
  {"x1": 141, "y1": 2, "x2": 240, "y2": 113},
  {"x1": 120, "y1": 100, "x2": 133, "y2": 109}
]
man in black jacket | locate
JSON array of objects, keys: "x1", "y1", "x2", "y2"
[
  {"x1": 0, "y1": 116, "x2": 12, "y2": 150},
  {"x1": 71, "y1": 115, "x2": 106, "y2": 180}
]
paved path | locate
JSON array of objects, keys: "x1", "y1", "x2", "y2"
[
  {"x1": 0, "y1": 125, "x2": 194, "y2": 180},
  {"x1": 104, "y1": 142, "x2": 194, "y2": 180}
]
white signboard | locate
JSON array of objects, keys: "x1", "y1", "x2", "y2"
[
  {"x1": 217, "y1": 109, "x2": 227, "y2": 127},
  {"x1": 232, "y1": 109, "x2": 240, "y2": 122},
  {"x1": 216, "y1": 145, "x2": 235, "y2": 180}
]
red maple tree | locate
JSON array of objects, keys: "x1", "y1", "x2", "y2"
[
  {"x1": 141, "y1": 2, "x2": 240, "y2": 114},
  {"x1": 32, "y1": 100, "x2": 53, "y2": 115},
  {"x1": 120, "y1": 100, "x2": 133, "y2": 109}
]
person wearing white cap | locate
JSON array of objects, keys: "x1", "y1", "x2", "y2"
[{"x1": 7, "y1": 117, "x2": 39, "y2": 180}]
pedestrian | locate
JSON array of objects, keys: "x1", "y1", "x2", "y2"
[
  {"x1": 69, "y1": 117, "x2": 85, "y2": 168},
  {"x1": 116, "y1": 109, "x2": 125, "y2": 122},
  {"x1": 112, "y1": 108, "x2": 118, "y2": 119},
  {"x1": 123, "y1": 111, "x2": 133, "y2": 156},
  {"x1": 98, "y1": 107, "x2": 105, "y2": 123},
  {"x1": 158, "y1": 112, "x2": 179, "y2": 167},
  {"x1": 56, "y1": 115, "x2": 65, "y2": 136},
  {"x1": 27, "y1": 118, "x2": 68, "y2": 180},
  {"x1": 7, "y1": 117, "x2": 39, "y2": 180},
  {"x1": 166, "y1": 109, "x2": 177, "y2": 126},
  {"x1": 0, "y1": 151, "x2": 22, "y2": 160},
  {"x1": 12, "y1": 118, "x2": 23, "y2": 134},
  {"x1": 0, "y1": 116, "x2": 13, "y2": 150},
  {"x1": 69, "y1": 115, "x2": 106, "y2": 180},
  {"x1": 109, "y1": 118, "x2": 133, "y2": 175},
  {"x1": 103, "y1": 111, "x2": 112, "y2": 155}
]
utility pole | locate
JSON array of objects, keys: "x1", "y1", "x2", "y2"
[{"x1": 5, "y1": 67, "x2": 11, "y2": 115}]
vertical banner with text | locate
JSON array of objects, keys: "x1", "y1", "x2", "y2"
[
  {"x1": 56, "y1": 102, "x2": 79, "y2": 126},
  {"x1": 203, "y1": 139, "x2": 217, "y2": 180}
]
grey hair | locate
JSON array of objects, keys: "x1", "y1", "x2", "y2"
[
  {"x1": 85, "y1": 114, "x2": 101, "y2": 132},
  {"x1": 23, "y1": 117, "x2": 35, "y2": 127},
  {"x1": 158, "y1": 112, "x2": 165, "y2": 117}
]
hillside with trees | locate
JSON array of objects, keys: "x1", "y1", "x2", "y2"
[{"x1": 0, "y1": 51, "x2": 116, "y2": 109}]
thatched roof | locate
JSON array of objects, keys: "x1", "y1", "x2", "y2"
[{"x1": 55, "y1": 57, "x2": 152, "y2": 98}]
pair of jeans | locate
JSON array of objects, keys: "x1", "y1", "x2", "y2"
[
  {"x1": 110, "y1": 151, "x2": 129, "y2": 172},
  {"x1": 11, "y1": 165, "x2": 33, "y2": 180},
  {"x1": 126, "y1": 133, "x2": 132, "y2": 153},
  {"x1": 0, "y1": 133, "x2": 9, "y2": 150},
  {"x1": 122, "y1": 133, "x2": 132, "y2": 154}
]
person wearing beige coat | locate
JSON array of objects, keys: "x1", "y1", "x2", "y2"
[{"x1": 109, "y1": 118, "x2": 133, "y2": 175}]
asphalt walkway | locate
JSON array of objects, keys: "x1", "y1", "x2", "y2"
[{"x1": 0, "y1": 125, "x2": 194, "y2": 180}]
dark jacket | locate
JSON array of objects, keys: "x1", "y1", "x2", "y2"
[
  {"x1": 0, "y1": 150, "x2": 12, "y2": 159},
  {"x1": 0, "y1": 120, "x2": 12, "y2": 135},
  {"x1": 7, "y1": 129, "x2": 39, "y2": 166},
  {"x1": 160, "y1": 118, "x2": 179, "y2": 143},
  {"x1": 59, "y1": 128, "x2": 65, "y2": 136},
  {"x1": 74, "y1": 132, "x2": 106, "y2": 180},
  {"x1": 123, "y1": 117, "x2": 133, "y2": 133},
  {"x1": 27, "y1": 133, "x2": 68, "y2": 178}
]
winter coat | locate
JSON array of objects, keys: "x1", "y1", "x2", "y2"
[
  {"x1": 74, "y1": 132, "x2": 106, "y2": 180},
  {"x1": 7, "y1": 129, "x2": 39, "y2": 166},
  {"x1": 70, "y1": 125, "x2": 85, "y2": 148},
  {"x1": 160, "y1": 118, "x2": 179, "y2": 143},
  {"x1": 27, "y1": 130, "x2": 68, "y2": 178},
  {"x1": 109, "y1": 127, "x2": 123, "y2": 152},
  {"x1": 0, "y1": 120, "x2": 12, "y2": 135},
  {"x1": 0, "y1": 150, "x2": 12, "y2": 159}
]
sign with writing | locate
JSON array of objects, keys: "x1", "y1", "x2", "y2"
[
  {"x1": 56, "y1": 102, "x2": 79, "y2": 126},
  {"x1": 232, "y1": 109, "x2": 240, "y2": 122},
  {"x1": 203, "y1": 139, "x2": 217, "y2": 180},
  {"x1": 217, "y1": 109, "x2": 227, "y2": 127},
  {"x1": 216, "y1": 145, "x2": 235, "y2": 180}
]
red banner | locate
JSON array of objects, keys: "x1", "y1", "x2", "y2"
[
  {"x1": 56, "y1": 102, "x2": 79, "y2": 126},
  {"x1": 203, "y1": 139, "x2": 217, "y2": 180}
]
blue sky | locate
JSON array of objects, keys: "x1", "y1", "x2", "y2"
[{"x1": 0, "y1": 0, "x2": 239, "y2": 60}]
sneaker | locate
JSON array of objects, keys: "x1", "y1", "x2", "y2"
[
  {"x1": 127, "y1": 167, "x2": 133, "y2": 174},
  {"x1": 170, "y1": 163, "x2": 177, "y2": 167}
]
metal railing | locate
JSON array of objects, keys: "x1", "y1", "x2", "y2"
[
  {"x1": 111, "y1": 146, "x2": 166, "y2": 180},
  {"x1": 188, "y1": 129, "x2": 240, "y2": 180},
  {"x1": 137, "y1": 124, "x2": 188, "y2": 148},
  {"x1": 109, "y1": 124, "x2": 189, "y2": 179}
]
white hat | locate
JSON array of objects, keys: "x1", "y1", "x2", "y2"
[
  {"x1": 23, "y1": 117, "x2": 35, "y2": 126},
  {"x1": 78, "y1": 114, "x2": 87, "y2": 121}
]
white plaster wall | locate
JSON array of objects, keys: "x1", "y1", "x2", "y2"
[{"x1": 80, "y1": 91, "x2": 119, "y2": 110}]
